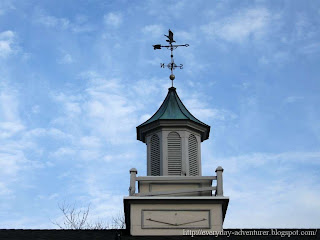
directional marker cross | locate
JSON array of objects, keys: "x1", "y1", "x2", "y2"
[{"x1": 152, "y1": 29, "x2": 189, "y2": 87}]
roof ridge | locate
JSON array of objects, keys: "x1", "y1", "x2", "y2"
[
  {"x1": 137, "y1": 86, "x2": 209, "y2": 128},
  {"x1": 172, "y1": 88, "x2": 193, "y2": 120},
  {"x1": 157, "y1": 88, "x2": 172, "y2": 119}
]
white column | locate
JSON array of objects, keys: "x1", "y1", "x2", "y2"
[
  {"x1": 162, "y1": 130, "x2": 169, "y2": 175},
  {"x1": 180, "y1": 130, "x2": 188, "y2": 176},
  {"x1": 196, "y1": 134, "x2": 202, "y2": 176},
  {"x1": 129, "y1": 168, "x2": 138, "y2": 196},
  {"x1": 215, "y1": 166, "x2": 224, "y2": 196},
  {"x1": 146, "y1": 136, "x2": 151, "y2": 176}
]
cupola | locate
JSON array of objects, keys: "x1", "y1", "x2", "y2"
[
  {"x1": 125, "y1": 30, "x2": 228, "y2": 236},
  {"x1": 136, "y1": 87, "x2": 210, "y2": 176}
]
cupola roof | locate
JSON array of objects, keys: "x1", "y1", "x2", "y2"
[{"x1": 137, "y1": 87, "x2": 210, "y2": 142}]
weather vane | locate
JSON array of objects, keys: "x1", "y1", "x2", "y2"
[{"x1": 153, "y1": 29, "x2": 189, "y2": 87}]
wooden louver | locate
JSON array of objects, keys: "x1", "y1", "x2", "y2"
[
  {"x1": 167, "y1": 132, "x2": 182, "y2": 175},
  {"x1": 150, "y1": 134, "x2": 160, "y2": 176},
  {"x1": 188, "y1": 134, "x2": 198, "y2": 176}
]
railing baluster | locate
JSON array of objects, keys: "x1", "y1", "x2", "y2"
[
  {"x1": 215, "y1": 166, "x2": 224, "y2": 196},
  {"x1": 129, "y1": 168, "x2": 138, "y2": 196}
]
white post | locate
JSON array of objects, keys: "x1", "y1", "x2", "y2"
[
  {"x1": 215, "y1": 166, "x2": 224, "y2": 196},
  {"x1": 129, "y1": 168, "x2": 138, "y2": 196}
]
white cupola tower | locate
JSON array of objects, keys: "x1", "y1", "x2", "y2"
[
  {"x1": 137, "y1": 87, "x2": 210, "y2": 176},
  {"x1": 124, "y1": 30, "x2": 228, "y2": 236}
]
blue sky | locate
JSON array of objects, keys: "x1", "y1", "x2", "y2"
[{"x1": 0, "y1": 0, "x2": 319, "y2": 228}]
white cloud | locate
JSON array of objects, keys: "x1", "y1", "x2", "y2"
[
  {"x1": 34, "y1": 9, "x2": 94, "y2": 33},
  {"x1": 0, "y1": 88, "x2": 19, "y2": 121},
  {"x1": 51, "y1": 147, "x2": 76, "y2": 158},
  {"x1": 0, "y1": 216, "x2": 54, "y2": 229},
  {"x1": 32, "y1": 105, "x2": 40, "y2": 114},
  {"x1": 139, "y1": 114, "x2": 151, "y2": 123},
  {"x1": 294, "y1": 13, "x2": 318, "y2": 41},
  {"x1": 23, "y1": 128, "x2": 71, "y2": 140},
  {"x1": 0, "y1": 181, "x2": 12, "y2": 196},
  {"x1": 183, "y1": 96, "x2": 237, "y2": 122},
  {"x1": 0, "y1": 0, "x2": 15, "y2": 16},
  {"x1": 0, "y1": 86, "x2": 24, "y2": 138},
  {"x1": 131, "y1": 77, "x2": 167, "y2": 96},
  {"x1": 259, "y1": 50, "x2": 290, "y2": 65},
  {"x1": 52, "y1": 93, "x2": 82, "y2": 119},
  {"x1": 142, "y1": 24, "x2": 165, "y2": 38},
  {"x1": 0, "y1": 145, "x2": 43, "y2": 198},
  {"x1": 258, "y1": 55, "x2": 269, "y2": 65},
  {"x1": 58, "y1": 53, "x2": 73, "y2": 64},
  {"x1": 37, "y1": 193, "x2": 59, "y2": 200},
  {"x1": 37, "y1": 13, "x2": 70, "y2": 29},
  {"x1": 174, "y1": 30, "x2": 194, "y2": 41},
  {"x1": 104, "y1": 12, "x2": 122, "y2": 28},
  {"x1": 205, "y1": 151, "x2": 320, "y2": 175},
  {"x1": 300, "y1": 42, "x2": 320, "y2": 55},
  {"x1": 85, "y1": 81, "x2": 138, "y2": 144},
  {"x1": 146, "y1": 57, "x2": 163, "y2": 66},
  {"x1": 80, "y1": 136, "x2": 102, "y2": 149},
  {"x1": 0, "y1": 122, "x2": 24, "y2": 138},
  {"x1": 144, "y1": 0, "x2": 188, "y2": 20},
  {"x1": 0, "y1": 30, "x2": 16, "y2": 58},
  {"x1": 284, "y1": 96, "x2": 304, "y2": 104},
  {"x1": 224, "y1": 179, "x2": 320, "y2": 227},
  {"x1": 0, "y1": 152, "x2": 27, "y2": 176},
  {"x1": 51, "y1": 74, "x2": 141, "y2": 145},
  {"x1": 201, "y1": 8, "x2": 271, "y2": 43},
  {"x1": 88, "y1": 194, "x2": 125, "y2": 223},
  {"x1": 202, "y1": 151, "x2": 320, "y2": 227}
]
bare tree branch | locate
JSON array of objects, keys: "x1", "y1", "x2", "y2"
[
  {"x1": 52, "y1": 201, "x2": 125, "y2": 230},
  {"x1": 111, "y1": 212, "x2": 126, "y2": 229}
]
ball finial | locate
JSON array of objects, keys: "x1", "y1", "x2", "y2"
[{"x1": 169, "y1": 74, "x2": 175, "y2": 80}]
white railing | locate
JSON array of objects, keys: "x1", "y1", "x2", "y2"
[{"x1": 128, "y1": 166, "x2": 224, "y2": 197}]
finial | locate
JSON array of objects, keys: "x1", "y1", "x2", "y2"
[{"x1": 152, "y1": 29, "x2": 189, "y2": 87}]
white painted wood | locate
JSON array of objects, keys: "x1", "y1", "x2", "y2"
[
  {"x1": 129, "y1": 168, "x2": 138, "y2": 196},
  {"x1": 136, "y1": 176, "x2": 217, "y2": 181},
  {"x1": 215, "y1": 166, "x2": 224, "y2": 196},
  {"x1": 146, "y1": 135, "x2": 151, "y2": 176},
  {"x1": 135, "y1": 187, "x2": 216, "y2": 197},
  {"x1": 196, "y1": 134, "x2": 202, "y2": 175},
  {"x1": 167, "y1": 132, "x2": 182, "y2": 175},
  {"x1": 145, "y1": 128, "x2": 202, "y2": 176},
  {"x1": 188, "y1": 134, "x2": 198, "y2": 176},
  {"x1": 150, "y1": 134, "x2": 160, "y2": 176}
]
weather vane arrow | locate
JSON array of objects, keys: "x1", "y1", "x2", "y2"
[{"x1": 152, "y1": 29, "x2": 189, "y2": 87}]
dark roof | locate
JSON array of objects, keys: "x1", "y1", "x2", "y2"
[
  {"x1": 0, "y1": 229, "x2": 318, "y2": 240},
  {"x1": 0, "y1": 229, "x2": 121, "y2": 240},
  {"x1": 138, "y1": 87, "x2": 209, "y2": 128}
]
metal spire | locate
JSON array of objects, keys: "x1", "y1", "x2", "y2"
[{"x1": 152, "y1": 29, "x2": 189, "y2": 87}]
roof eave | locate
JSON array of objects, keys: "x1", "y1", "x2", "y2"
[{"x1": 137, "y1": 119, "x2": 210, "y2": 143}]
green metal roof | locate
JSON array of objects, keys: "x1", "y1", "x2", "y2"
[{"x1": 138, "y1": 87, "x2": 209, "y2": 127}]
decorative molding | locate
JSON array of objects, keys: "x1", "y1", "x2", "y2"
[
  {"x1": 137, "y1": 119, "x2": 210, "y2": 143},
  {"x1": 141, "y1": 209, "x2": 210, "y2": 229}
]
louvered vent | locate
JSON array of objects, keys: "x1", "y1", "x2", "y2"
[
  {"x1": 150, "y1": 134, "x2": 160, "y2": 176},
  {"x1": 167, "y1": 132, "x2": 182, "y2": 175},
  {"x1": 188, "y1": 134, "x2": 198, "y2": 176}
]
